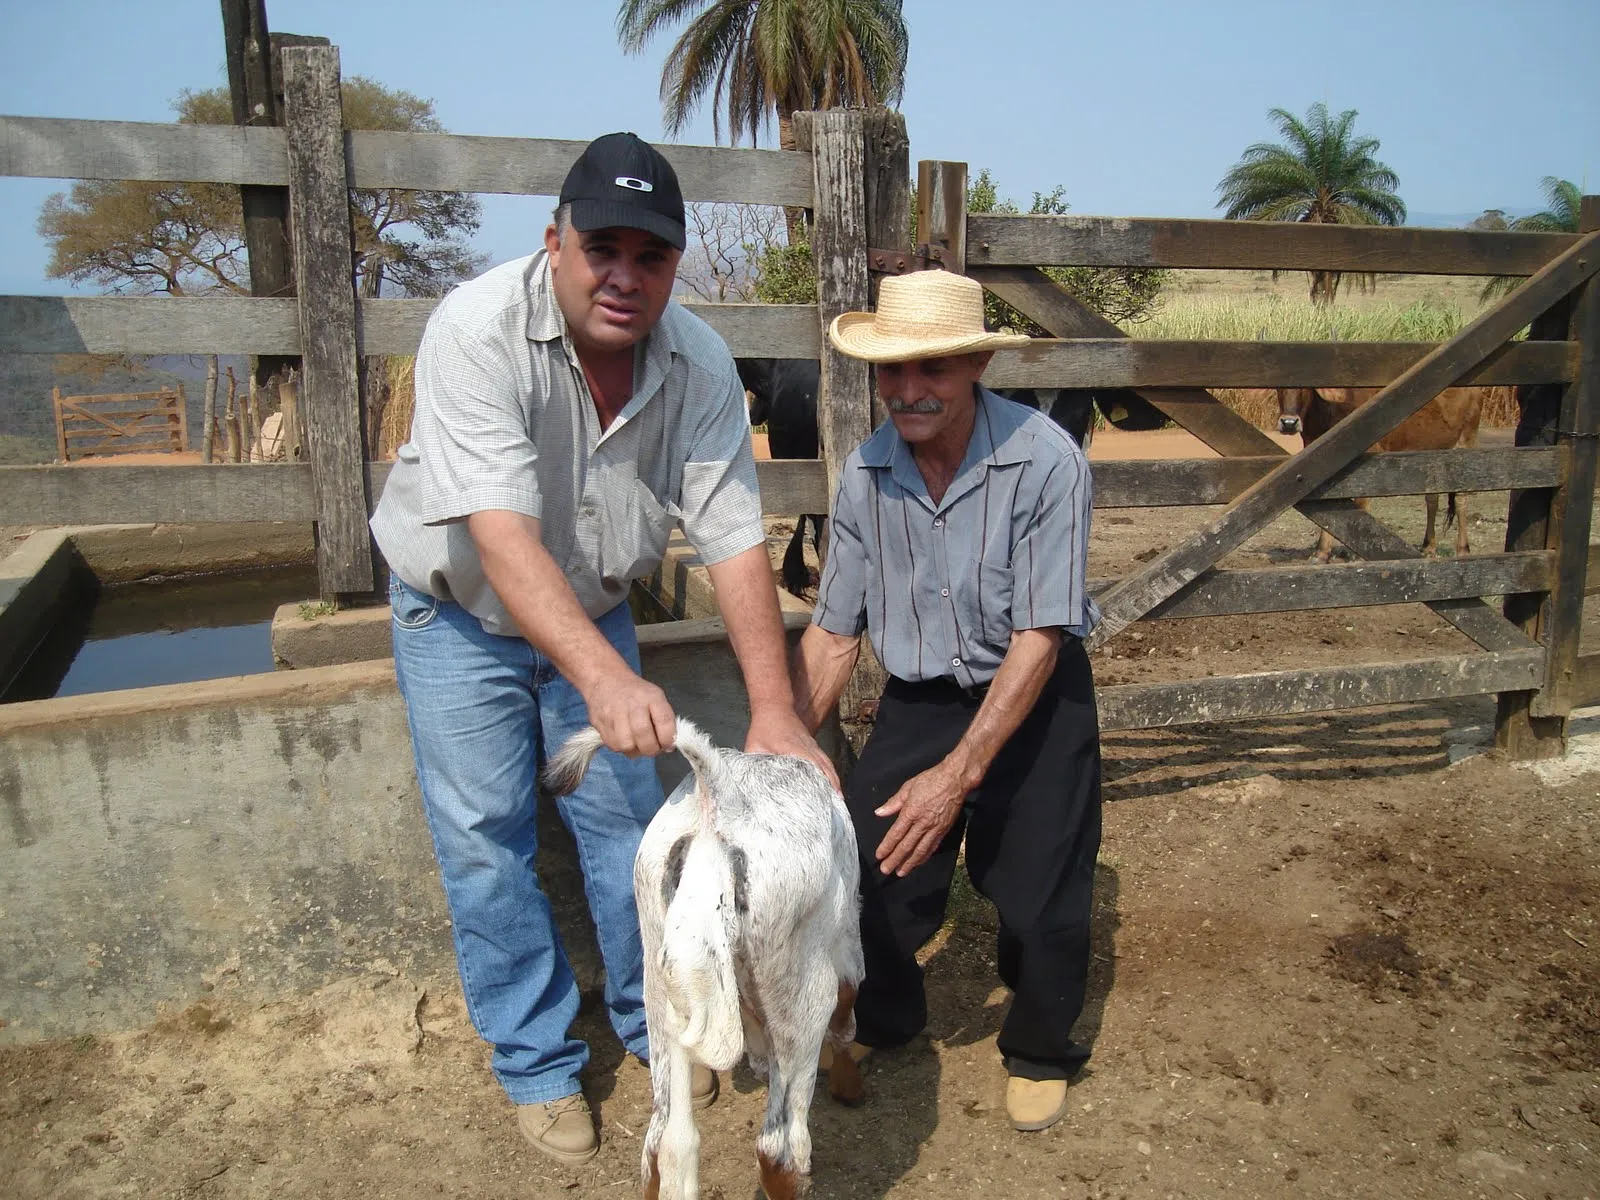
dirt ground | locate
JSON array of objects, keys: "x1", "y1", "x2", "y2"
[{"x1": 5, "y1": 428, "x2": 1599, "y2": 1200}]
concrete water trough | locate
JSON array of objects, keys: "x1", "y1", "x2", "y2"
[
  {"x1": 1, "y1": 523, "x2": 316, "y2": 703},
  {"x1": 1, "y1": 524, "x2": 824, "y2": 1044}
]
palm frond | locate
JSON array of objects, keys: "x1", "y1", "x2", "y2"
[
  {"x1": 659, "y1": 1, "x2": 756, "y2": 137},
  {"x1": 621, "y1": 0, "x2": 906, "y2": 147}
]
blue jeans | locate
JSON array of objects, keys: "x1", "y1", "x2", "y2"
[{"x1": 389, "y1": 577, "x2": 665, "y2": 1104}]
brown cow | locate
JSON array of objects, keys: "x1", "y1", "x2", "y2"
[{"x1": 1276, "y1": 386, "x2": 1489, "y2": 562}]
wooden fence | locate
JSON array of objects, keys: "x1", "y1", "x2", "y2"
[
  {"x1": 0, "y1": 40, "x2": 1596, "y2": 757},
  {"x1": 53, "y1": 385, "x2": 187, "y2": 460}
]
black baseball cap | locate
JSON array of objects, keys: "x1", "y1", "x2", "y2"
[{"x1": 559, "y1": 132, "x2": 687, "y2": 251}]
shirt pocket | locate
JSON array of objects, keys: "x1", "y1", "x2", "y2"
[
  {"x1": 975, "y1": 559, "x2": 1016, "y2": 644},
  {"x1": 599, "y1": 481, "x2": 682, "y2": 583}
]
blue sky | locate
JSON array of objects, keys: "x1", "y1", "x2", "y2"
[{"x1": 1, "y1": 0, "x2": 1596, "y2": 295}]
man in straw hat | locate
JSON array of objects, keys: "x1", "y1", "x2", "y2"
[
  {"x1": 371, "y1": 132, "x2": 834, "y2": 1163},
  {"x1": 790, "y1": 269, "x2": 1103, "y2": 1133}
]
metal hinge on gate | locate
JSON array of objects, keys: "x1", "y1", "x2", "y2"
[{"x1": 868, "y1": 243, "x2": 945, "y2": 275}]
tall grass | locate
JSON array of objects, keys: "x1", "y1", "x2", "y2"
[
  {"x1": 379, "y1": 356, "x2": 415, "y2": 460},
  {"x1": 1113, "y1": 296, "x2": 1516, "y2": 427},
  {"x1": 1121, "y1": 296, "x2": 1468, "y2": 342}
]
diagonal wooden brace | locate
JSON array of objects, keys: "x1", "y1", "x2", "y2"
[
  {"x1": 970, "y1": 264, "x2": 1558, "y2": 652},
  {"x1": 1076, "y1": 228, "x2": 1600, "y2": 649}
]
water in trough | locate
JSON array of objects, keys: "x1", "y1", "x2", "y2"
[{"x1": 2, "y1": 563, "x2": 320, "y2": 702}]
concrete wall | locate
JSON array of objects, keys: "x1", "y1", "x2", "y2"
[
  {"x1": 0, "y1": 530, "x2": 79, "y2": 693},
  {"x1": 1, "y1": 614, "x2": 819, "y2": 1043}
]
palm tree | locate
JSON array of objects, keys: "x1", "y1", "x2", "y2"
[
  {"x1": 616, "y1": 0, "x2": 908, "y2": 154},
  {"x1": 1510, "y1": 176, "x2": 1583, "y2": 233},
  {"x1": 1480, "y1": 177, "x2": 1583, "y2": 300},
  {"x1": 1216, "y1": 103, "x2": 1406, "y2": 306}
]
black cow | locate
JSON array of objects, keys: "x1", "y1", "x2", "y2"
[
  {"x1": 739, "y1": 358, "x2": 825, "y2": 596},
  {"x1": 738, "y1": 358, "x2": 1163, "y2": 596}
]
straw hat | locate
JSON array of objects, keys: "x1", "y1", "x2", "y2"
[{"x1": 828, "y1": 270, "x2": 1032, "y2": 363}]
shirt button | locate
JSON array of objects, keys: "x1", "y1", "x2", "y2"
[
  {"x1": 582, "y1": 506, "x2": 596, "y2": 518},
  {"x1": 951, "y1": 657, "x2": 961, "y2": 667},
  {"x1": 940, "y1": 588, "x2": 950, "y2": 598},
  {"x1": 933, "y1": 518, "x2": 944, "y2": 528}
]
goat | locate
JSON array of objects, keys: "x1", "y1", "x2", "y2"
[{"x1": 543, "y1": 719, "x2": 865, "y2": 1200}]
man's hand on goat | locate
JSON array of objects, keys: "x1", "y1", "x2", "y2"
[
  {"x1": 584, "y1": 670, "x2": 677, "y2": 757},
  {"x1": 746, "y1": 707, "x2": 841, "y2": 791},
  {"x1": 873, "y1": 761, "x2": 969, "y2": 877}
]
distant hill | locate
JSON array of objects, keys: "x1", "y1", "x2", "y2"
[{"x1": 0, "y1": 353, "x2": 248, "y2": 463}]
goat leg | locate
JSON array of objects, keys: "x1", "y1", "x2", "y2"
[{"x1": 825, "y1": 981, "x2": 865, "y2": 1107}]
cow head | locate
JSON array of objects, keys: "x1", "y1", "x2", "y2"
[{"x1": 1277, "y1": 388, "x2": 1317, "y2": 436}]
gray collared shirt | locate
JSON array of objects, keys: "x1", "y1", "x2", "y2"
[
  {"x1": 812, "y1": 387, "x2": 1099, "y2": 687},
  {"x1": 370, "y1": 251, "x2": 763, "y2": 635}
]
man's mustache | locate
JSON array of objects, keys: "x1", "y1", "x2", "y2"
[{"x1": 886, "y1": 398, "x2": 943, "y2": 415}]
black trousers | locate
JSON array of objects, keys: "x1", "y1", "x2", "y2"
[{"x1": 846, "y1": 637, "x2": 1103, "y2": 1081}]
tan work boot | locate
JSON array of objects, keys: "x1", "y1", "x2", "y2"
[
  {"x1": 518, "y1": 1093, "x2": 599, "y2": 1164},
  {"x1": 691, "y1": 1063, "x2": 719, "y2": 1109},
  {"x1": 1006, "y1": 1076, "x2": 1069, "y2": 1132},
  {"x1": 817, "y1": 1041, "x2": 872, "y2": 1072}
]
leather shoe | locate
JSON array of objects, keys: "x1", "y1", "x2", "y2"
[
  {"x1": 1006, "y1": 1076, "x2": 1069, "y2": 1132},
  {"x1": 691, "y1": 1063, "x2": 719, "y2": 1109},
  {"x1": 817, "y1": 1040, "x2": 872, "y2": 1072},
  {"x1": 518, "y1": 1093, "x2": 598, "y2": 1163}
]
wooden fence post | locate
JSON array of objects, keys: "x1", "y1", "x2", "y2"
[
  {"x1": 51, "y1": 386, "x2": 67, "y2": 463},
  {"x1": 796, "y1": 109, "x2": 881, "y2": 730},
  {"x1": 917, "y1": 160, "x2": 967, "y2": 274},
  {"x1": 1530, "y1": 198, "x2": 1600, "y2": 718},
  {"x1": 862, "y1": 109, "x2": 910, "y2": 431},
  {"x1": 1496, "y1": 196, "x2": 1600, "y2": 757},
  {"x1": 174, "y1": 382, "x2": 189, "y2": 452},
  {"x1": 281, "y1": 44, "x2": 375, "y2": 600}
]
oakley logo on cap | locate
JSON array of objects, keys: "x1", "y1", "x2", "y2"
[{"x1": 615, "y1": 176, "x2": 654, "y2": 192}]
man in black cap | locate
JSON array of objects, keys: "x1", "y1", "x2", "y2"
[{"x1": 371, "y1": 133, "x2": 832, "y2": 1163}]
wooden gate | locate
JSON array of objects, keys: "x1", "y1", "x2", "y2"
[
  {"x1": 911, "y1": 159, "x2": 1598, "y2": 759},
  {"x1": 53, "y1": 385, "x2": 188, "y2": 461}
]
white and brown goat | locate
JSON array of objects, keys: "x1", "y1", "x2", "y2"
[{"x1": 543, "y1": 719, "x2": 865, "y2": 1200}]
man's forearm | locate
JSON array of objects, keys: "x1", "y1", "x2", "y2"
[
  {"x1": 705, "y1": 543, "x2": 796, "y2": 717},
  {"x1": 791, "y1": 624, "x2": 862, "y2": 733},
  {"x1": 944, "y1": 628, "x2": 1061, "y2": 789},
  {"x1": 467, "y1": 510, "x2": 629, "y2": 692}
]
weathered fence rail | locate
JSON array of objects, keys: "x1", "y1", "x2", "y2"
[
  {"x1": 0, "y1": 114, "x2": 814, "y2": 206},
  {"x1": 2, "y1": 47, "x2": 1596, "y2": 758},
  {"x1": 0, "y1": 446, "x2": 1567, "y2": 528},
  {"x1": 0, "y1": 296, "x2": 822, "y2": 359},
  {"x1": 966, "y1": 213, "x2": 1579, "y2": 275}
]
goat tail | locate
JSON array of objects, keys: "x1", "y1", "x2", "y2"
[
  {"x1": 1445, "y1": 492, "x2": 1459, "y2": 531},
  {"x1": 659, "y1": 834, "x2": 745, "y2": 1071},
  {"x1": 542, "y1": 716, "x2": 717, "y2": 801},
  {"x1": 540, "y1": 726, "x2": 605, "y2": 798},
  {"x1": 669, "y1": 717, "x2": 723, "y2": 824}
]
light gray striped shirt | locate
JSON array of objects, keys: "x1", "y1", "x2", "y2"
[
  {"x1": 370, "y1": 251, "x2": 763, "y2": 635},
  {"x1": 812, "y1": 387, "x2": 1099, "y2": 686}
]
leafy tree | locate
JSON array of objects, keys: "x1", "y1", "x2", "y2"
[
  {"x1": 1469, "y1": 209, "x2": 1510, "y2": 232},
  {"x1": 965, "y1": 170, "x2": 1166, "y2": 330},
  {"x1": 616, "y1": 0, "x2": 909, "y2": 153},
  {"x1": 40, "y1": 80, "x2": 486, "y2": 300},
  {"x1": 1479, "y1": 176, "x2": 1584, "y2": 300},
  {"x1": 745, "y1": 169, "x2": 1166, "y2": 325},
  {"x1": 1216, "y1": 102, "x2": 1405, "y2": 306},
  {"x1": 751, "y1": 229, "x2": 817, "y2": 304},
  {"x1": 38, "y1": 174, "x2": 246, "y2": 296}
]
